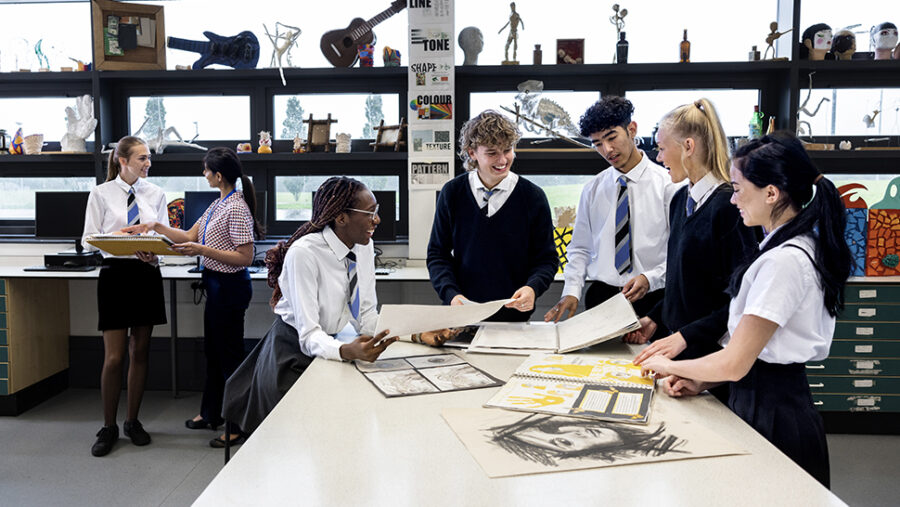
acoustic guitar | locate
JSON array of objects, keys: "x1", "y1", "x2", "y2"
[
  {"x1": 320, "y1": 0, "x2": 407, "y2": 67},
  {"x1": 167, "y1": 31, "x2": 260, "y2": 70}
]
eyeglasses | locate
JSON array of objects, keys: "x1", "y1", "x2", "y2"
[{"x1": 347, "y1": 204, "x2": 380, "y2": 220}]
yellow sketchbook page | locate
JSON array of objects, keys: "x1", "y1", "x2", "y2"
[{"x1": 525, "y1": 359, "x2": 653, "y2": 387}]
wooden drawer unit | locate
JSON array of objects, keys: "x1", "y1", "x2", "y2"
[
  {"x1": 0, "y1": 278, "x2": 69, "y2": 397},
  {"x1": 809, "y1": 375, "x2": 900, "y2": 394},
  {"x1": 829, "y1": 340, "x2": 900, "y2": 358},
  {"x1": 833, "y1": 321, "x2": 899, "y2": 340},
  {"x1": 806, "y1": 358, "x2": 900, "y2": 376},
  {"x1": 813, "y1": 393, "x2": 900, "y2": 412}
]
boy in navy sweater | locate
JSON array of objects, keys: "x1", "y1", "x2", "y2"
[{"x1": 427, "y1": 110, "x2": 558, "y2": 321}]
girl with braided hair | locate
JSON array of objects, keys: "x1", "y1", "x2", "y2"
[{"x1": 219, "y1": 177, "x2": 400, "y2": 443}]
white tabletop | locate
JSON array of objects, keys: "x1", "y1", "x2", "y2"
[{"x1": 193, "y1": 341, "x2": 845, "y2": 507}]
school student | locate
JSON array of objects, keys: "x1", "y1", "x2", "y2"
[
  {"x1": 219, "y1": 177, "x2": 404, "y2": 446},
  {"x1": 123, "y1": 147, "x2": 263, "y2": 440},
  {"x1": 628, "y1": 99, "x2": 757, "y2": 381},
  {"x1": 427, "y1": 110, "x2": 558, "y2": 321},
  {"x1": 82, "y1": 136, "x2": 168, "y2": 457},
  {"x1": 637, "y1": 132, "x2": 851, "y2": 488},
  {"x1": 545, "y1": 96, "x2": 681, "y2": 324}
]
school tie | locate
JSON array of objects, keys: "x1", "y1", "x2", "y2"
[
  {"x1": 346, "y1": 251, "x2": 360, "y2": 321},
  {"x1": 481, "y1": 188, "x2": 497, "y2": 216},
  {"x1": 126, "y1": 187, "x2": 140, "y2": 226},
  {"x1": 614, "y1": 177, "x2": 632, "y2": 275},
  {"x1": 686, "y1": 195, "x2": 696, "y2": 217}
]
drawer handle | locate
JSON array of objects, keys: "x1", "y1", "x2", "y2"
[
  {"x1": 806, "y1": 365, "x2": 826, "y2": 369},
  {"x1": 808, "y1": 383, "x2": 825, "y2": 388},
  {"x1": 813, "y1": 401, "x2": 824, "y2": 406}
]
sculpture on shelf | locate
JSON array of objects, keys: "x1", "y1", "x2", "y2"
[
  {"x1": 796, "y1": 72, "x2": 830, "y2": 138},
  {"x1": 10, "y1": 127, "x2": 24, "y2": 154},
  {"x1": 498, "y1": 2, "x2": 524, "y2": 64},
  {"x1": 458, "y1": 27, "x2": 484, "y2": 65},
  {"x1": 264, "y1": 21, "x2": 301, "y2": 86},
  {"x1": 131, "y1": 116, "x2": 207, "y2": 154},
  {"x1": 335, "y1": 133, "x2": 351, "y2": 153},
  {"x1": 799, "y1": 23, "x2": 833, "y2": 60},
  {"x1": 34, "y1": 39, "x2": 50, "y2": 70},
  {"x1": 61, "y1": 94, "x2": 98, "y2": 153},
  {"x1": 236, "y1": 142, "x2": 253, "y2": 153},
  {"x1": 871, "y1": 22, "x2": 899, "y2": 60},
  {"x1": 763, "y1": 21, "x2": 792, "y2": 60},
  {"x1": 258, "y1": 131, "x2": 273, "y2": 153},
  {"x1": 383, "y1": 46, "x2": 401, "y2": 67},
  {"x1": 609, "y1": 4, "x2": 628, "y2": 63},
  {"x1": 292, "y1": 134, "x2": 305, "y2": 153},
  {"x1": 831, "y1": 29, "x2": 856, "y2": 60},
  {"x1": 358, "y1": 43, "x2": 375, "y2": 67},
  {"x1": 513, "y1": 80, "x2": 581, "y2": 139}
]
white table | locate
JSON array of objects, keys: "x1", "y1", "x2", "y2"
[{"x1": 193, "y1": 341, "x2": 846, "y2": 507}]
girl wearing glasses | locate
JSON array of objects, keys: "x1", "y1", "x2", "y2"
[{"x1": 123, "y1": 147, "x2": 262, "y2": 447}]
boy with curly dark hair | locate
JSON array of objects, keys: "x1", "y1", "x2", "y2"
[{"x1": 545, "y1": 96, "x2": 681, "y2": 324}]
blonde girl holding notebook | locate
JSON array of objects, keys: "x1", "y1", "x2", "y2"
[{"x1": 82, "y1": 136, "x2": 168, "y2": 457}]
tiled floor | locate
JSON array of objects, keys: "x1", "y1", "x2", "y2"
[{"x1": 1, "y1": 388, "x2": 898, "y2": 506}]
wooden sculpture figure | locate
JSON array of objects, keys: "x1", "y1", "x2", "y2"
[
  {"x1": 264, "y1": 21, "x2": 302, "y2": 86},
  {"x1": 499, "y1": 2, "x2": 524, "y2": 64},
  {"x1": 763, "y1": 21, "x2": 792, "y2": 60}
]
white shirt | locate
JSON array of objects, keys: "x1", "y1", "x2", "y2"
[
  {"x1": 273, "y1": 226, "x2": 378, "y2": 361},
  {"x1": 562, "y1": 151, "x2": 683, "y2": 297},
  {"x1": 722, "y1": 231, "x2": 834, "y2": 364},
  {"x1": 688, "y1": 172, "x2": 725, "y2": 212},
  {"x1": 81, "y1": 175, "x2": 168, "y2": 258},
  {"x1": 467, "y1": 170, "x2": 519, "y2": 217}
]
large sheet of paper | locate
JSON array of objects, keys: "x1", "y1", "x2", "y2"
[
  {"x1": 442, "y1": 408, "x2": 747, "y2": 478},
  {"x1": 556, "y1": 292, "x2": 640, "y2": 353},
  {"x1": 375, "y1": 299, "x2": 511, "y2": 337},
  {"x1": 470, "y1": 322, "x2": 558, "y2": 350}
]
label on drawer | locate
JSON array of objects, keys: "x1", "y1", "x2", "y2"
[
  {"x1": 858, "y1": 308, "x2": 877, "y2": 318},
  {"x1": 853, "y1": 379, "x2": 874, "y2": 388},
  {"x1": 854, "y1": 360, "x2": 875, "y2": 370},
  {"x1": 855, "y1": 327, "x2": 874, "y2": 336},
  {"x1": 854, "y1": 345, "x2": 874, "y2": 354},
  {"x1": 856, "y1": 398, "x2": 876, "y2": 407},
  {"x1": 859, "y1": 289, "x2": 877, "y2": 299}
]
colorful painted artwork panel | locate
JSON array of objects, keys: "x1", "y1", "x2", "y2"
[
  {"x1": 845, "y1": 209, "x2": 867, "y2": 277},
  {"x1": 866, "y1": 209, "x2": 900, "y2": 276}
]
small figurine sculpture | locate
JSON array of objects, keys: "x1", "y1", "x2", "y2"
[
  {"x1": 796, "y1": 72, "x2": 830, "y2": 137},
  {"x1": 10, "y1": 127, "x2": 25, "y2": 155},
  {"x1": 358, "y1": 44, "x2": 375, "y2": 67},
  {"x1": 258, "y1": 131, "x2": 273, "y2": 153},
  {"x1": 132, "y1": 116, "x2": 207, "y2": 154},
  {"x1": 871, "y1": 22, "x2": 899, "y2": 60},
  {"x1": 764, "y1": 21, "x2": 793, "y2": 60},
  {"x1": 236, "y1": 142, "x2": 253, "y2": 153},
  {"x1": 61, "y1": 94, "x2": 98, "y2": 152},
  {"x1": 800, "y1": 23, "x2": 833, "y2": 60},
  {"x1": 498, "y1": 2, "x2": 524, "y2": 64},
  {"x1": 458, "y1": 26, "x2": 484, "y2": 65},
  {"x1": 609, "y1": 4, "x2": 628, "y2": 63},
  {"x1": 383, "y1": 46, "x2": 401, "y2": 66},
  {"x1": 264, "y1": 21, "x2": 302, "y2": 86},
  {"x1": 831, "y1": 30, "x2": 856, "y2": 60},
  {"x1": 335, "y1": 133, "x2": 351, "y2": 153},
  {"x1": 34, "y1": 39, "x2": 50, "y2": 71},
  {"x1": 292, "y1": 134, "x2": 305, "y2": 153}
]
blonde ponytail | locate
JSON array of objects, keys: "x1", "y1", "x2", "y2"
[{"x1": 659, "y1": 98, "x2": 731, "y2": 184}]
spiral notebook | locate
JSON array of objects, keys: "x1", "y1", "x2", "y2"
[
  {"x1": 484, "y1": 353, "x2": 655, "y2": 424},
  {"x1": 85, "y1": 234, "x2": 182, "y2": 256}
]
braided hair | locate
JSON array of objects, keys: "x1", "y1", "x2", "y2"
[{"x1": 266, "y1": 176, "x2": 365, "y2": 308}]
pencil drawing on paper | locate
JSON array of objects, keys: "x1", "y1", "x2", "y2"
[
  {"x1": 406, "y1": 353, "x2": 466, "y2": 369},
  {"x1": 418, "y1": 364, "x2": 498, "y2": 391},
  {"x1": 486, "y1": 413, "x2": 687, "y2": 467},
  {"x1": 364, "y1": 370, "x2": 438, "y2": 396}
]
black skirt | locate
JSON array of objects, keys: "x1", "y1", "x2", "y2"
[
  {"x1": 729, "y1": 359, "x2": 830, "y2": 488},
  {"x1": 97, "y1": 258, "x2": 167, "y2": 331}
]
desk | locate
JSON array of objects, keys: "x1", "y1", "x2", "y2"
[{"x1": 193, "y1": 341, "x2": 845, "y2": 507}]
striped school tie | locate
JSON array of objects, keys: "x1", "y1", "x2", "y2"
[
  {"x1": 686, "y1": 194, "x2": 696, "y2": 217},
  {"x1": 127, "y1": 187, "x2": 140, "y2": 226},
  {"x1": 346, "y1": 252, "x2": 360, "y2": 321},
  {"x1": 481, "y1": 188, "x2": 497, "y2": 216},
  {"x1": 614, "y1": 177, "x2": 632, "y2": 275}
]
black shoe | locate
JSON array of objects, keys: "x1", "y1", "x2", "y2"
[
  {"x1": 185, "y1": 418, "x2": 220, "y2": 430},
  {"x1": 210, "y1": 434, "x2": 246, "y2": 448},
  {"x1": 91, "y1": 425, "x2": 119, "y2": 457},
  {"x1": 123, "y1": 419, "x2": 151, "y2": 446}
]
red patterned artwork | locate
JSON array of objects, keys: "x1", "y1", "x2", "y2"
[{"x1": 866, "y1": 209, "x2": 900, "y2": 276}]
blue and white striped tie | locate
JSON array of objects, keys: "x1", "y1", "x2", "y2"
[
  {"x1": 347, "y1": 252, "x2": 360, "y2": 321},
  {"x1": 614, "y1": 177, "x2": 632, "y2": 275},
  {"x1": 126, "y1": 187, "x2": 140, "y2": 226},
  {"x1": 481, "y1": 188, "x2": 496, "y2": 216},
  {"x1": 686, "y1": 194, "x2": 696, "y2": 217}
]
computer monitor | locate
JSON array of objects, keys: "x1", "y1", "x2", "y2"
[
  {"x1": 34, "y1": 191, "x2": 91, "y2": 251},
  {"x1": 372, "y1": 190, "x2": 396, "y2": 242},
  {"x1": 183, "y1": 191, "x2": 219, "y2": 230}
]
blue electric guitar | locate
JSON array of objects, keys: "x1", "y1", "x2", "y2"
[{"x1": 167, "y1": 31, "x2": 260, "y2": 70}]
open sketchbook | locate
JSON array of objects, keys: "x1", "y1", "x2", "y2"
[
  {"x1": 356, "y1": 353, "x2": 502, "y2": 398},
  {"x1": 484, "y1": 353, "x2": 655, "y2": 424},
  {"x1": 468, "y1": 293, "x2": 640, "y2": 355},
  {"x1": 85, "y1": 234, "x2": 182, "y2": 256}
]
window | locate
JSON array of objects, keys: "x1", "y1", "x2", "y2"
[
  {"x1": 0, "y1": 2, "x2": 92, "y2": 72},
  {"x1": 273, "y1": 94, "x2": 400, "y2": 140},
  {"x1": 626, "y1": 89, "x2": 761, "y2": 138},
  {"x1": 469, "y1": 91, "x2": 600, "y2": 139},
  {"x1": 146, "y1": 176, "x2": 218, "y2": 205},
  {"x1": 0, "y1": 177, "x2": 95, "y2": 220},
  {"x1": 0, "y1": 97, "x2": 95, "y2": 143},
  {"x1": 799, "y1": 88, "x2": 900, "y2": 138},
  {"x1": 275, "y1": 175, "x2": 400, "y2": 221},
  {"x1": 128, "y1": 96, "x2": 250, "y2": 141},
  {"x1": 527, "y1": 175, "x2": 594, "y2": 222}
]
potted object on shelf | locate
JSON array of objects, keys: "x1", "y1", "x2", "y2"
[
  {"x1": 458, "y1": 26, "x2": 484, "y2": 65},
  {"x1": 870, "y1": 22, "x2": 899, "y2": 60},
  {"x1": 800, "y1": 23, "x2": 833, "y2": 60}
]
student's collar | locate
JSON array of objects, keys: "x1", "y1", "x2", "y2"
[
  {"x1": 114, "y1": 174, "x2": 141, "y2": 193},
  {"x1": 759, "y1": 222, "x2": 788, "y2": 249},
  {"x1": 471, "y1": 170, "x2": 516, "y2": 192},
  {"x1": 614, "y1": 150, "x2": 647, "y2": 183},
  {"x1": 688, "y1": 171, "x2": 723, "y2": 201},
  {"x1": 323, "y1": 225, "x2": 353, "y2": 261}
]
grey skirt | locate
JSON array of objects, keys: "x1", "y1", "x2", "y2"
[{"x1": 221, "y1": 316, "x2": 314, "y2": 434}]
